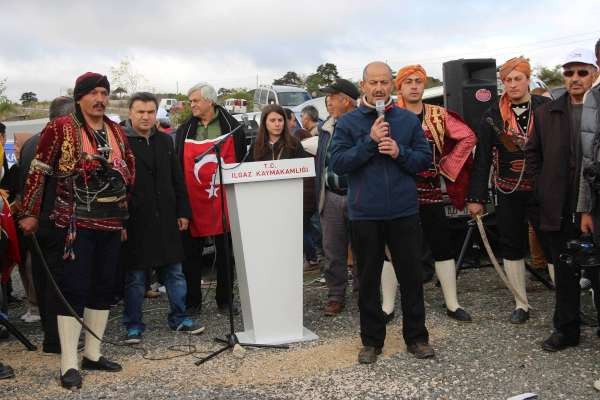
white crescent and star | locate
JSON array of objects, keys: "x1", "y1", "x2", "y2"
[{"x1": 193, "y1": 154, "x2": 224, "y2": 198}]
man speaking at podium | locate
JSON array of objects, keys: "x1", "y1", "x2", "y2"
[{"x1": 329, "y1": 61, "x2": 434, "y2": 364}]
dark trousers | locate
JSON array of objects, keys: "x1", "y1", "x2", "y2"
[
  {"x1": 59, "y1": 229, "x2": 121, "y2": 316},
  {"x1": 495, "y1": 191, "x2": 550, "y2": 260},
  {"x1": 351, "y1": 215, "x2": 428, "y2": 347},
  {"x1": 182, "y1": 232, "x2": 233, "y2": 309},
  {"x1": 540, "y1": 221, "x2": 582, "y2": 338},
  {"x1": 29, "y1": 222, "x2": 66, "y2": 351},
  {"x1": 419, "y1": 204, "x2": 455, "y2": 261},
  {"x1": 303, "y1": 213, "x2": 318, "y2": 262},
  {"x1": 208, "y1": 234, "x2": 233, "y2": 306}
]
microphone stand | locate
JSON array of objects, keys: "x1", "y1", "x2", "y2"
[{"x1": 195, "y1": 128, "x2": 288, "y2": 366}]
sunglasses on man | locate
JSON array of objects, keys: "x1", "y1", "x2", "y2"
[{"x1": 563, "y1": 69, "x2": 590, "y2": 78}]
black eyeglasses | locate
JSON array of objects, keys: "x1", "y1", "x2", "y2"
[{"x1": 563, "y1": 69, "x2": 590, "y2": 78}]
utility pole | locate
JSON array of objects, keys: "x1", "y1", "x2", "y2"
[{"x1": 176, "y1": 81, "x2": 179, "y2": 95}]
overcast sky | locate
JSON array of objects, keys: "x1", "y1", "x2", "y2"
[{"x1": 1, "y1": 0, "x2": 598, "y2": 101}]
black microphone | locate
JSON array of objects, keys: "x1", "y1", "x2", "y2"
[
  {"x1": 193, "y1": 125, "x2": 242, "y2": 162},
  {"x1": 485, "y1": 117, "x2": 502, "y2": 135}
]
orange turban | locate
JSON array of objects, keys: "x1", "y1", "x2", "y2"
[
  {"x1": 499, "y1": 57, "x2": 531, "y2": 81},
  {"x1": 498, "y1": 57, "x2": 532, "y2": 134},
  {"x1": 395, "y1": 65, "x2": 427, "y2": 108}
]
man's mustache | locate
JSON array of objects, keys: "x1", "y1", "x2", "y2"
[{"x1": 93, "y1": 103, "x2": 106, "y2": 109}]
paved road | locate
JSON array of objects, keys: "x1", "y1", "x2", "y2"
[{"x1": 3, "y1": 118, "x2": 48, "y2": 140}]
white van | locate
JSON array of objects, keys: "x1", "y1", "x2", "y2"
[
  {"x1": 253, "y1": 85, "x2": 311, "y2": 111},
  {"x1": 159, "y1": 98, "x2": 178, "y2": 111}
]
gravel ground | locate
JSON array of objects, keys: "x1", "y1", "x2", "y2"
[{"x1": 1, "y1": 266, "x2": 599, "y2": 400}]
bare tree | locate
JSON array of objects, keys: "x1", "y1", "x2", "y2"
[
  {"x1": 109, "y1": 58, "x2": 148, "y2": 94},
  {"x1": 0, "y1": 78, "x2": 8, "y2": 103}
]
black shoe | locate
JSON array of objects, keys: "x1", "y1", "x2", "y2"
[
  {"x1": 447, "y1": 308, "x2": 472, "y2": 322},
  {"x1": 81, "y1": 356, "x2": 122, "y2": 372},
  {"x1": 0, "y1": 363, "x2": 14, "y2": 379},
  {"x1": 0, "y1": 326, "x2": 8, "y2": 340},
  {"x1": 510, "y1": 308, "x2": 529, "y2": 324},
  {"x1": 60, "y1": 368, "x2": 82, "y2": 389},
  {"x1": 541, "y1": 332, "x2": 579, "y2": 352},
  {"x1": 217, "y1": 303, "x2": 240, "y2": 316},
  {"x1": 358, "y1": 346, "x2": 382, "y2": 364},
  {"x1": 407, "y1": 342, "x2": 435, "y2": 359},
  {"x1": 383, "y1": 311, "x2": 395, "y2": 325}
]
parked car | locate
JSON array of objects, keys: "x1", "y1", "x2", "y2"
[
  {"x1": 232, "y1": 112, "x2": 260, "y2": 145},
  {"x1": 159, "y1": 98, "x2": 178, "y2": 112},
  {"x1": 253, "y1": 85, "x2": 311, "y2": 112},
  {"x1": 224, "y1": 98, "x2": 248, "y2": 114}
]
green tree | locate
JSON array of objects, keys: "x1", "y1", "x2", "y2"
[
  {"x1": 113, "y1": 87, "x2": 127, "y2": 98},
  {"x1": 0, "y1": 78, "x2": 14, "y2": 118},
  {"x1": 536, "y1": 65, "x2": 563, "y2": 88},
  {"x1": 218, "y1": 87, "x2": 235, "y2": 98},
  {"x1": 425, "y1": 76, "x2": 442, "y2": 89},
  {"x1": 304, "y1": 73, "x2": 325, "y2": 97},
  {"x1": 315, "y1": 63, "x2": 340, "y2": 85},
  {"x1": 20, "y1": 91, "x2": 38, "y2": 104},
  {"x1": 273, "y1": 71, "x2": 304, "y2": 86},
  {"x1": 304, "y1": 63, "x2": 342, "y2": 96},
  {"x1": 170, "y1": 103, "x2": 192, "y2": 128}
]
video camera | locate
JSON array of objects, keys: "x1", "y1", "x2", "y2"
[
  {"x1": 559, "y1": 234, "x2": 600, "y2": 268},
  {"x1": 583, "y1": 161, "x2": 600, "y2": 192}
]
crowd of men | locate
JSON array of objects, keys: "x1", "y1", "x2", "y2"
[{"x1": 0, "y1": 39, "x2": 600, "y2": 392}]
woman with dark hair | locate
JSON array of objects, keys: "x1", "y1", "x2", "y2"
[
  {"x1": 246, "y1": 104, "x2": 316, "y2": 267},
  {"x1": 247, "y1": 105, "x2": 307, "y2": 161}
]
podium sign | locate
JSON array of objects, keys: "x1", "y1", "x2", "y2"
[{"x1": 222, "y1": 158, "x2": 318, "y2": 345}]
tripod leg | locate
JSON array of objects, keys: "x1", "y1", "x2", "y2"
[
  {"x1": 0, "y1": 317, "x2": 36, "y2": 351},
  {"x1": 195, "y1": 344, "x2": 231, "y2": 365},
  {"x1": 525, "y1": 264, "x2": 554, "y2": 290},
  {"x1": 237, "y1": 342, "x2": 289, "y2": 349},
  {"x1": 455, "y1": 225, "x2": 474, "y2": 278}
]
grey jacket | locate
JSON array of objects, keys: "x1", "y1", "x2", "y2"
[{"x1": 576, "y1": 83, "x2": 600, "y2": 213}]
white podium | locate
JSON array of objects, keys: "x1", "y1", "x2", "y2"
[{"x1": 222, "y1": 158, "x2": 319, "y2": 345}]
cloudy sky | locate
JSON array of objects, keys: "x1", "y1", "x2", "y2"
[{"x1": 1, "y1": 0, "x2": 598, "y2": 101}]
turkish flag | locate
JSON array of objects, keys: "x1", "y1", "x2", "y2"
[
  {"x1": 0, "y1": 197, "x2": 20, "y2": 284},
  {"x1": 183, "y1": 135, "x2": 236, "y2": 237}
]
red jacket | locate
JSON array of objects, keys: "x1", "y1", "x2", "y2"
[
  {"x1": 421, "y1": 104, "x2": 477, "y2": 209},
  {"x1": 0, "y1": 196, "x2": 20, "y2": 283},
  {"x1": 21, "y1": 113, "x2": 135, "y2": 231}
]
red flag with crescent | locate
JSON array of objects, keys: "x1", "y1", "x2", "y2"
[
  {"x1": 183, "y1": 134, "x2": 236, "y2": 237},
  {"x1": 0, "y1": 196, "x2": 20, "y2": 284}
]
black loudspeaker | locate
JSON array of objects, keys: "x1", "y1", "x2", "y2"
[{"x1": 443, "y1": 59, "x2": 498, "y2": 132}]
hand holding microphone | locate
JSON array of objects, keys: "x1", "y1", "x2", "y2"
[
  {"x1": 370, "y1": 100, "x2": 389, "y2": 143},
  {"x1": 371, "y1": 100, "x2": 398, "y2": 158}
]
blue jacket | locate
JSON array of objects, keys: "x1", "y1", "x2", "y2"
[{"x1": 329, "y1": 103, "x2": 431, "y2": 220}]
